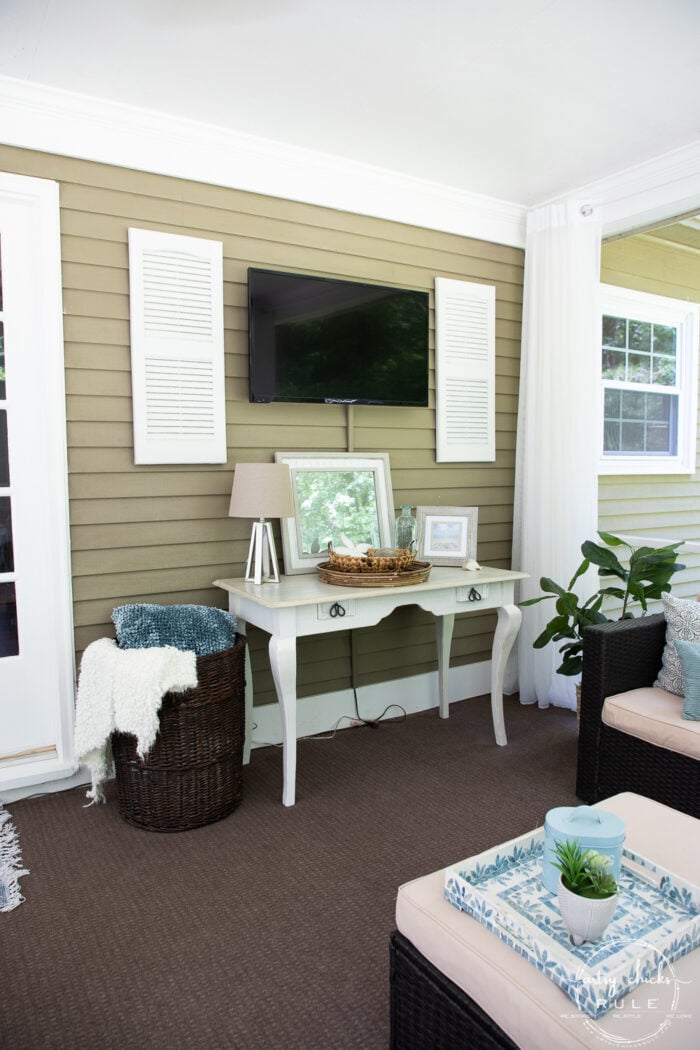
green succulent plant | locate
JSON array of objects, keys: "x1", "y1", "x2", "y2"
[
  {"x1": 521, "y1": 532, "x2": 684, "y2": 677},
  {"x1": 552, "y1": 838, "x2": 618, "y2": 899}
]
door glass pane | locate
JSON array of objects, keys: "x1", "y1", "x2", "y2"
[
  {"x1": 0, "y1": 582, "x2": 18, "y2": 657},
  {"x1": 0, "y1": 321, "x2": 5, "y2": 401},
  {"x1": 0, "y1": 233, "x2": 4, "y2": 400},
  {"x1": 0, "y1": 229, "x2": 4, "y2": 400},
  {"x1": 0, "y1": 410, "x2": 8, "y2": 487},
  {"x1": 0, "y1": 496, "x2": 12, "y2": 572}
]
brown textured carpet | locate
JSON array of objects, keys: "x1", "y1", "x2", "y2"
[{"x1": 1, "y1": 695, "x2": 579, "y2": 1050}]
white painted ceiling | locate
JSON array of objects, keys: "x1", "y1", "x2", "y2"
[{"x1": 2, "y1": 0, "x2": 700, "y2": 207}]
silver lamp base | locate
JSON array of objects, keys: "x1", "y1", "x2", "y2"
[{"x1": 245, "y1": 519, "x2": 281, "y2": 585}]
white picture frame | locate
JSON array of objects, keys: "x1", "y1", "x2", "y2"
[
  {"x1": 415, "y1": 506, "x2": 478, "y2": 566},
  {"x1": 274, "y1": 451, "x2": 395, "y2": 574}
]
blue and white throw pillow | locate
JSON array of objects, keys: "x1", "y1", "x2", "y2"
[
  {"x1": 655, "y1": 594, "x2": 700, "y2": 696},
  {"x1": 674, "y1": 639, "x2": 700, "y2": 720}
]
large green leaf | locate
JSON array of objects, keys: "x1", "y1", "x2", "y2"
[
  {"x1": 581, "y1": 541, "x2": 626, "y2": 580},
  {"x1": 567, "y1": 558, "x2": 590, "y2": 590},
  {"x1": 597, "y1": 531, "x2": 626, "y2": 547}
]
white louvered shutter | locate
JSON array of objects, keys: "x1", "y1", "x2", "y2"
[
  {"x1": 128, "y1": 228, "x2": 226, "y2": 464},
  {"x1": 435, "y1": 277, "x2": 496, "y2": 463}
]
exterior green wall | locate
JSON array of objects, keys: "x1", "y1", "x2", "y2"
[
  {"x1": 600, "y1": 226, "x2": 700, "y2": 600},
  {"x1": 0, "y1": 145, "x2": 524, "y2": 705}
]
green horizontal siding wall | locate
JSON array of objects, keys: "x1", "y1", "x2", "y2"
[
  {"x1": 0, "y1": 144, "x2": 524, "y2": 705},
  {"x1": 600, "y1": 226, "x2": 700, "y2": 602}
]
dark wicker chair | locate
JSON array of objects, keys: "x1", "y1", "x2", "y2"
[
  {"x1": 390, "y1": 931, "x2": 517, "y2": 1049},
  {"x1": 576, "y1": 614, "x2": 699, "y2": 818}
]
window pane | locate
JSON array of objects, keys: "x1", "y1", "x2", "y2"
[
  {"x1": 604, "y1": 387, "x2": 621, "y2": 415},
  {"x1": 0, "y1": 233, "x2": 3, "y2": 312},
  {"x1": 623, "y1": 391, "x2": 646, "y2": 419},
  {"x1": 0, "y1": 410, "x2": 9, "y2": 487},
  {"x1": 620, "y1": 420, "x2": 645, "y2": 451},
  {"x1": 0, "y1": 582, "x2": 19, "y2": 658},
  {"x1": 602, "y1": 315, "x2": 626, "y2": 347},
  {"x1": 652, "y1": 354, "x2": 676, "y2": 386},
  {"x1": 627, "y1": 353, "x2": 650, "y2": 383},
  {"x1": 0, "y1": 496, "x2": 12, "y2": 573},
  {"x1": 646, "y1": 392, "x2": 671, "y2": 421},
  {"x1": 602, "y1": 348, "x2": 626, "y2": 379},
  {"x1": 628, "y1": 320, "x2": 651, "y2": 352},
  {"x1": 653, "y1": 324, "x2": 676, "y2": 354},
  {"x1": 603, "y1": 420, "x2": 621, "y2": 451},
  {"x1": 646, "y1": 423, "x2": 671, "y2": 452}
]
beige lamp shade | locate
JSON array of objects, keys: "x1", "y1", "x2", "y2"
[{"x1": 228, "y1": 462, "x2": 295, "y2": 520}]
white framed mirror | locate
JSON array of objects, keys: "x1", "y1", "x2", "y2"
[{"x1": 274, "y1": 452, "x2": 395, "y2": 574}]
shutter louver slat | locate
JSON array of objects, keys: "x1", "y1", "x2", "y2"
[
  {"x1": 128, "y1": 228, "x2": 226, "y2": 464},
  {"x1": 144, "y1": 358, "x2": 216, "y2": 438},
  {"x1": 142, "y1": 250, "x2": 215, "y2": 338},
  {"x1": 435, "y1": 277, "x2": 495, "y2": 462}
]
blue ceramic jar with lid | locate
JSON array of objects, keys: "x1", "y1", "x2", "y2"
[{"x1": 542, "y1": 805, "x2": 626, "y2": 894}]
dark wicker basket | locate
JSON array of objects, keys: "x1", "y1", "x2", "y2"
[
  {"x1": 390, "y1": 931, "x2": 517, "y2": 1049},
  {"x1": 112, "y1": 634, "x2": 246, "y2": 832}
]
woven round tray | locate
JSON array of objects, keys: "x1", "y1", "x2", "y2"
[{"x1": 316, "y1": 560, "x2": 431, "y2": 588}]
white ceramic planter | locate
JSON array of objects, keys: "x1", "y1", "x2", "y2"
[{"x1": 558, "y1": 876, "x2": 618, "y2": 945}]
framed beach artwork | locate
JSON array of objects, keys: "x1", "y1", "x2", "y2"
[{"x1": 416, "y1": 506, "x2": 478, "y2": 566}]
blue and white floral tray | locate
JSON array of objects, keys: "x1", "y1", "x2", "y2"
[{"x1": 444, "y1": 828, "x2": 700, "y2": 1020}]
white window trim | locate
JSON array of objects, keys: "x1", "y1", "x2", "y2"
[{"x1": 599, "y1": 283, "x2": 699, "y2": 476}]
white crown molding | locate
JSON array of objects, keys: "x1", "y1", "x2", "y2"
[
  {"x1": 546, "y1": 140, "x2": 700, "y2": 237},
  {"x1": 3, "y1": 75, "x2": 698, "y2": 251},
  {"x1": 0, "y1": 75, "x2": 527, "y2": 248}
]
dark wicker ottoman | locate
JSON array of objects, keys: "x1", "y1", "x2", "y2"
[
  {"x1": 390, "y1": 931, "x2": 517, "y2": 1050},
  {"x1": 112, "y1": 634, "x2": 246, "y2": 832}
]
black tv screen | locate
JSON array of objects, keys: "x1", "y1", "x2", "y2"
[{"x1": 248, "y1": 268, "x2": 429, "y2": 406}]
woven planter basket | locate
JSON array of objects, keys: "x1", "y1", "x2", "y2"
[{"x1": 112, "y1": 634, "x2": 246, "y2": 832}]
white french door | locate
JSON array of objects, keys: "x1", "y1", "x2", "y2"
[{"x1": 0, "y1": 173, "x2": 75, "y2": 791}]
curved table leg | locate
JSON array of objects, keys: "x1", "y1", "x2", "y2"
[
  {"x1": 435, "y1": 613, "x2": 455, "y2": 718},
  {"x1": 269, "y1": 634, "x2": 298, "y2": 806},
  {"x1": 491, "y1": 604, "x2": 522, "y2": 746},
  {"x1": 238, "y1": 618, "x2": 253, "y2": 765}
]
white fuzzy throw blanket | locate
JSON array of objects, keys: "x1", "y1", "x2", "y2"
[{"x1": 74, "y1": 638, "x2": 198, "y2": 804}]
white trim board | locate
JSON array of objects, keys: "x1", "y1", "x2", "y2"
[
  {"x1": 548, "y1": 139, "x2": 700, "y2": 239},
  {"x1": 249, "y1": 659, "x2": 500, "y2": 749},
  {"x1": 0, "y1": 172, "x2": 76, "y2": 791},
  {"x1": 2, "y1": 661, "x2": 514, "y2": 800},
  {"x1": 0, "y1": 75, "x2": 526, "y2": 249},
  {"x1": 3, "y1": 74, "x2": 700, "y2": 249}
]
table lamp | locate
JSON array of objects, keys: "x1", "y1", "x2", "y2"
[{"x1": 228, "y1": 463, "x2": 295, "y2": 584}]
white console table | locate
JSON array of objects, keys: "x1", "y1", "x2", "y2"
[{"x1": 214, "y1": 566, "x2": 527, "y2": 806}]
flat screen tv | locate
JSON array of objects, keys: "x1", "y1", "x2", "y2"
[{"x1": 248, "y1": 268, "x2": 429, "y2": 406}]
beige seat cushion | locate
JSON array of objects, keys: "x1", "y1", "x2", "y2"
[
  {"x1": 395, "y1": 793, "x2": 699, "y2": 1049},
  {"x1": 602, "y1": 686, "x2": 700, "y2": 760}
]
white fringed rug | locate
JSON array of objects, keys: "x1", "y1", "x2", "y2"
[{"x1": 0, "y1": 804, "x2": 29, "y2": 912}]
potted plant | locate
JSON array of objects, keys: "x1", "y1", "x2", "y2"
[
  {"x1": 521, "y1": 532, "x2": 684, "y2": 678},
  {"x1": 553, "y1": 838, "x2": 619, "y2": 945}
]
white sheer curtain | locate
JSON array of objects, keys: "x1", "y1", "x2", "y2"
[{"x1": 512, "y1": 202, "x2": 602, "y2": 709}]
